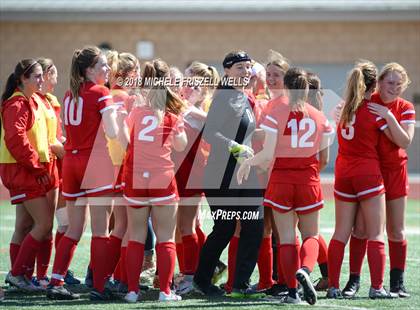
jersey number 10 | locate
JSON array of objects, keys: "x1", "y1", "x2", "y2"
[{"x1": 64, "y1": 97, "x2": 83, "y2": 126}]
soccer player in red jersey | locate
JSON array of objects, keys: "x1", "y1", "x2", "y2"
[
  {"x1": 1, "y1": 59, "x2": 53, "y2": 292},
  {"x1": 104, "y1": 50, "x2": 140, "y2": 291},
  {"x1": 238, "y1": 67, "x2": 333, "y2": 305},
  {"x1": 305, "y1": 72, "x2": 330, "y2": 292},
  {"x1": 173, "y1": 61, "x2": 220, "y2": 295},
  {"x1": 342, "y1": 63, "x2": 416, "y2": 298},
  {"x1": 122, "y1": 59, "x2": 187, "y2": 303},
  {"x1": 327, "y1": 61, "x2": 390, "y2": 299},
  {"x1": 255, "y1": 52, "x2": 290, "y2": 295},
  {"x1": 172, "y1": 62, "x2": 220, "y2": 295},
  {"x1": 46, "y1": 46, "x2": 119, "y2": 300},
  {"x1": 37, "y1": 59, "x2": 80, "y2": 286},
  {"x1": 25, "y1": 58, "x2": 64, "y2": 288}
]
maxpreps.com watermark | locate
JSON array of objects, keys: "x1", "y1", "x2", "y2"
[{"x1": 201, "y1": 209, "x2": 260, "y2": 220}]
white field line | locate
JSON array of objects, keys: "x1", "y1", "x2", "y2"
[{"x1": 317, "y1": 305, "x2": 369, "y2": 310}]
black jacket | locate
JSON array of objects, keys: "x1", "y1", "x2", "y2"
[{"x1": 203, "y1": 85, "x2": 262, "y2": 197}]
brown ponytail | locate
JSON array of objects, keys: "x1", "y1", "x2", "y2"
[
  {"x1": 142, "y1": 59, "x2": 185, "y2": 118},
  {"x1": 70, "y1": 46, "x2": 101, "y2": 104},
  {"x1": 284, "y1": 67, "x2": 309, "y2": 112},
  {"x1": 1, "y1": 59, "x2": 40, "y2": 105},
  {"x1": 340, "y1": 60, "x2": 377, "y2": 126},
  {"x1": 307, "y1": 72, "x2": 322, "y2": 111}
]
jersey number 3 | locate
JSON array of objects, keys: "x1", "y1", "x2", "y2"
[{"x1": 341, "y1": 115, "x2": 356, "y2": 140}]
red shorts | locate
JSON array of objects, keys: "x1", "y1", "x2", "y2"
[
  {"x1": 56, "y1": 157, "x2": 63, "y2": 190},
  {"x1": 46, "y1": 158, "x2": 60, "y2": 192},
  {"x1": 382, "y1": 165, "x2": 408, "y2": 201},
  {"x1": 334, "y1": 175, "x2": 385, "y2": 202},
  {"x1": 123, "y1": 168, "x2": 179, "y2": 207},
  {"x1": 0, "y1": 163, "x2": 48, "y2": 204},
  {"x1": 263, "y1": 182, "x2": 323, "y2": 215},
  {"x1": 175, "y1": 163, "x2": 204, "y2": 198},
  {"x1": 62, "y1": 151, "x2": 115, "y2": 201}
]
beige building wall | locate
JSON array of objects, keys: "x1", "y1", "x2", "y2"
[{"x1": 1, "y1": 21, "x2": 419, "y2": 102}]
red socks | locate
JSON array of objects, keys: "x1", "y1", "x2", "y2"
[
  {"x1": 9, "y1": 243, "x2": 20, "y2": 269},
  {"x1": 107, "y1": 235, "x2": 122, "y2": 277},
  {"x1": 91, "y1": 236, "x2": 110, "y2": 292},
  {"x1": 257, "y1": 237, "x2": 274, "y2": 290},
  {"x1": 328, "y1": 239, "x2": 345, "y2": 288},
  {"x1": 196, "y1": 225, "x2": 207, "y2": 251},
  {"x1": 11, "y1": 234, "x2": 41, "y2": 277},
  {"x1": 176, "y1": 242, "x2": 185, "y2": 274},
  {"x1": 279, "y1": 244, "x2": 298, "y2": 289},
  {"x1": 300, "y1": 237, "x2": 319, "y2": 273},
  {"x1": 55, "y1": 231, "x2": 65, "y2": 250},
  {"x1": 126, "y1": 241, "x2": 145, "y2": 293},
  {"x1": 50, "y1": 236, "x2": 78, "y2": 286},
  {"x1": 389, "y1": 239, "x2": 407, "y2": 271},
  {"x1": 295, "y1": 236, "x2": 301, "y2": 267},
  {"x1": 276, "y1": 243, "x2": 286, "y2": 285},
  {"x1": 367, "y1": 240, "x2": 385, "y2": 289},
  {"x1": 349, "y1": 235, "x2": 367, "y2": 275},
  {"x1": 226, "y1": 236, "x2": 239, "y2": 293},
  {"x1": 317, "y1": 234, "x2": 328, "y2": 265},
  {"x1": 182, "y1": 234, "x2": 199, "y2": 275},
  {"x1": 119, "y1": 246, "x2": 128, "y2": 284},
  {"x1": 36, "y1": 237, "x2": 53, "y2": 280},
  {"x1": 156, "y1": 242, "x2": 176, "y2": 295}
]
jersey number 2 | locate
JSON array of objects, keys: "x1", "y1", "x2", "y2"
[{"x1": 138, "y1": 115, "x2": 159, "y2": 142}]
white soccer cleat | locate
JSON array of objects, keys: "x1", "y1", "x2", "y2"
[
  {"x1": 176, "y1": 275, "x2": 194, "y2": 295},
  {"x1": 159, "y1": 290, "x2": 182, "y2": 301},
  {"x1": 124, "y1": 291, "x2": 139, "y2": 303},
  {"x1": 5, "y1": 272, "x2": 33, "y2": 292}
]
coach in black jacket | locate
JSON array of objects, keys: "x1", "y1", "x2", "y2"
[{"x1": 193, "y1": 51, "x2": 264, "y2": 296}]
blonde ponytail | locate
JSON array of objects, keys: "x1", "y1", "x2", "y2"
[{"x1": 340, "y1": 61, "x2": 377, "y2": 126}]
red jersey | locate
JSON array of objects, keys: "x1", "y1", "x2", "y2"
[
  {"x1": 172, "y1": 109, "x2": 210, "y2": 178},
  {"x1": 261, "y1": 100, "x2": 333, "y2": 185},
  {"x1": 63, "y1": 82, "x2": 114, "y2": 152},
  {"x1": 125, "y1": 106, "x2": 185, "y2": 172},
  {"x1": 251, "y1": 98, "x2": 269, "y2": 153},
  {"x1": 371, "y1": 93, "x2": 416, "y2": 169},
  {"x1": 111, "y1": 87, "x2": 129, "y2": 115},
  {"x1": 110, "y1": 87, "x2": 137, "y2": 114},
  {"x1": 336, "y1": 100, "x2": 388, "y2": 178}
]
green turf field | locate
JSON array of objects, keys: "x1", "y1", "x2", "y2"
[{"x1": 1, "y1": 199, "x2": 419, "y2": 309}]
